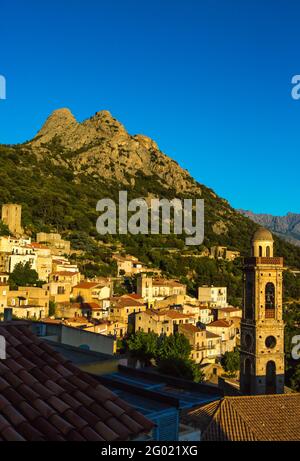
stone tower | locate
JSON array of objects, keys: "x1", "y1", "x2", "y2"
[
  {"x1": 1, "y1": 203, "x2": 23, "y2": 236},
  {"x1": 137, "y1": 274, "x2": 153, "y2": 303},
  {"x1": 240, "y1": 228, "x2": 285, "y2": 395}
]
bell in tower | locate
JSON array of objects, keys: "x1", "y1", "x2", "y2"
[{"x1": 240, "y1": 228, "x2": 285, "y2": 395}]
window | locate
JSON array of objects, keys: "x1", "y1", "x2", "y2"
[
  {"x1": 265, "y1": 336, "x2": 276, "y2": 349},
  {"x1": 259, "y1": 246, "x2": 263, "y2": 257},
  {"x1": 266, "y1": 246, "x2": 270, "y2": 257},
  {"x1": 265, "y1": 282, "x2": 275, "y2": 309},
  {"x1": 266, "y1": 361, "x2": 277, "y2": 394}
]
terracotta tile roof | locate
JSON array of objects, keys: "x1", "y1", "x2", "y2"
[
  {"x1": 27, "y1": 243, "x2": 49, "y2": 250},
  {"x1": 113, "y1": 297, "x2": 145, "y2": 308},
  {"x1": 81, "y1": 302, "x2": 101, "y2": 310},
  {"x1": 206, "y1": 331, "x2": 221, "y2": 339},
  {"x1": 215, "y1": 307, "x2": 241, "y2": 313},
  {"x1": 52, "y1": 271, "x2": 79, "y2": 277},
  {"x1": 187, "y1": 394, "x2": 300, "y2": 441},
  {"x1": 74, "y1": 282, "x2": 103, "y2": 289},
  {"x1": 163, "y1": 310, "x2": 194, "y2": 320},
  {"x1": 0, "y1": 321, "x2": 153, "y2": 441},
  {"x1": 179, "y1": 324, "x2": 202, "y2": 333},
  {"x1": 121, "y1": 293, "x2": 143, "y2": 300},
  {"x1": 208, "y1": 319, "x2": 231, "y2": 328},
  {"x1": 152, "y1": 278, "x2": 185, "y2": 288}
]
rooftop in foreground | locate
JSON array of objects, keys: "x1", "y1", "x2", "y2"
[
  {"x1": 0, "y1": 321, "x2": 153, "y2": 441},
  {"x1": 185, "y1": 394, "x2": 300, "y2": 441}
]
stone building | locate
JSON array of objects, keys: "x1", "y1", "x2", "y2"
[
  {"x1": 178, "y1": 323, "x2": 221, "y2": 364},
  {"x1": 198, "y1": 286, "x2": 228, "y2": 308},
  {"x1": 135, "y1": 309, "x2": 195, "y2": 336},
  {"x1": 1, "y1": 203, "x2": 23, "y2": 236},
  {"x1": 137, "y1": 274, "x2": 186, "y2": 302},
  {"x1": 240, "y1": 228, "x2": 285, "y2": 395},
  {"x1": 36, "y1": 232, "x2": 71, "y2": 256}
]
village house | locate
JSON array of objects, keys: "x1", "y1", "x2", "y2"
[
  {"x1": 54, "y1": 301, "x2": 82, "y2": 319},
  {"x1": 84, "y1": 320, "x2": 127, "y2": 338},
  {"x1": 206, "y1": 319, "x2": 237, "y2": 354},
  {"x1": 81, "y1": 301, "x2": 107, "y2": 320},
  {"x1": 8, "y1": 244, "x2": 37, "y2": 273},
  {"x1": 137, "y1": 274, "x2": 186, "y2": 302},
  {"x1": 181, "y1": 303, "x2": 214, "y2": 325},
  {"x1": 198, "y1": 285, "x2": 228, "y2": 308},
  {"x1": 51, "y1": 257, "x2": 79, "y2": 273},
  {"x1": 212, "y1": 306, "x2": 242, "y2": 321},
  {"x1": 0, "y1": 235, "x2": 31, "y2": 253},
  {"x1": 109, "y1": 296, "x2": 147, "y2": 331},
  {"x1": 72, "y1": 281, "x2": 111, "y2": 304},
  {"x1": 28, "y1": 242, "x2": 52, "y2": 281},
  {"x1": 135, "y1": 309, "x2": 196, "y2": 336},
  {"x1": 112, "y1": 254, "x2": 144, "y2": 276},
  {"x1": 43, "y1": 280, "x2": 71, "y2": 304},
  {"x1": 6, "y1": 286, "x2": 49, "y2": 319},
  {"x1": 178, "y1": 323, "x2": 221, "y2": 364},
  {"x1": 50, "y1": 270, "x2": 81, "y2": 287}
]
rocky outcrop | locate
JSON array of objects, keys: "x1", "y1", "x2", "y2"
[{"x1": 29, "y1": 108, "x2": 198, "y2": 194}]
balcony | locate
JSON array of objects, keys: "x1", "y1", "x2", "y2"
[{"x1": 195, "y1": 345, "x2": 215, "y2": 351}]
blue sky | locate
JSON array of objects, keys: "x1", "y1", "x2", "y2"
[{"x1": 0, "y1": 0, "x2": 299, "y2": 215}]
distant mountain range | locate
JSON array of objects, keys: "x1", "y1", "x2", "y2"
[{"x1": 238, "y1": 210, "x2": 300, "y2": 247}]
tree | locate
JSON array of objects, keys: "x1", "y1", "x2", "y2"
[
  {"x1": 9, "y1": 261, "x2": 40, "y2": 289},
  {"x1": 157, "y1": 357, "x2": 205, "y2": 383},
  {"x1": 221, "y1": 350, "x2": 240, "y2": 377},
  {"x1": 157, "y1": 333, "x2": 191, "y2": 361},
  {"x1": 49, "y1": 301, "x2": 56, "y2": 317},
  {"x1": 0, "y1": 221, "x2": 10, "y2": 236},
  {"x1": 156, "y1": 333, "x2": 204, "y2": 382},
  {"x1": 127, "y1": 331, "x2": 158, "y2": 366}
]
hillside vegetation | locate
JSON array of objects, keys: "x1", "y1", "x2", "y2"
[{"x1": 1, "y1": 109, "x2": 300, "y2": 302}]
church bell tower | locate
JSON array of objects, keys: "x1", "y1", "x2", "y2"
[{"x1": 240, "y1": 228, "x2": 285, "y2": 395}]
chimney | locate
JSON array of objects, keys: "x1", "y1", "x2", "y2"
[{"x1": 4, "y1": 308, "x2": 12, "y2": 322}]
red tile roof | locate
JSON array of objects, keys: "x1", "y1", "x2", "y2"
[
  {"x1": 112, "y1": 297, "x2": 145, "y2": 308},
  {"x1": 52, "y1": 271, "x2": 79, "y2": 277},
  {"x1": 187, "y1": 394, "x2": 300, "y2": 441},
  {"x1": 179, "y1": 324, "x2": 202, "y2": 333},
  {"x1": 27, "y1": 243, "x2": 49, "y2": 250},
  {"x1": 215, "y1": 307, "x2": 241, "y2": 313},
  {"x1": 122, "y1": 293, "x2": 143, "y2": 300},
  {"x1": 74, "y1": 282, "x2": 103, "y2": 289},
  {"x1": 81, "y1": 302, "x2": 101, "y2": 310},
  {"x1": 206, "y1": 331, "x2": 221, "y2": 339},
  {"x1": 152, "y1": 278, "x2": 185, "y2": 288},
  {"x1": 0, "y1": 321, "x2": 153, "y2": 441},
  {"x1": 208, "y1": 319, "x2": 231, "y2": 328}
]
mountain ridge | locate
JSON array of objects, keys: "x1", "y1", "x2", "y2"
[{"x1": 239, "y1": 210, "x2": 300, "y2": 247}]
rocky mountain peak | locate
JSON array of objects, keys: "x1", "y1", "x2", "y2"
[
  {"x1": 82, "y1": 110, "x2": 127, "y2": 137},
  {"x1": 27, "y1": 107, "x2": 199, "y2": 194},
  {"x1": 36, "y1": 108, "x2": 78, "y2": 138}
]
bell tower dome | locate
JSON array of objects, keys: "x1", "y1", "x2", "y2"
[{"x1": 252, "y1": 227, "x2": 273, "y2": 257}]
